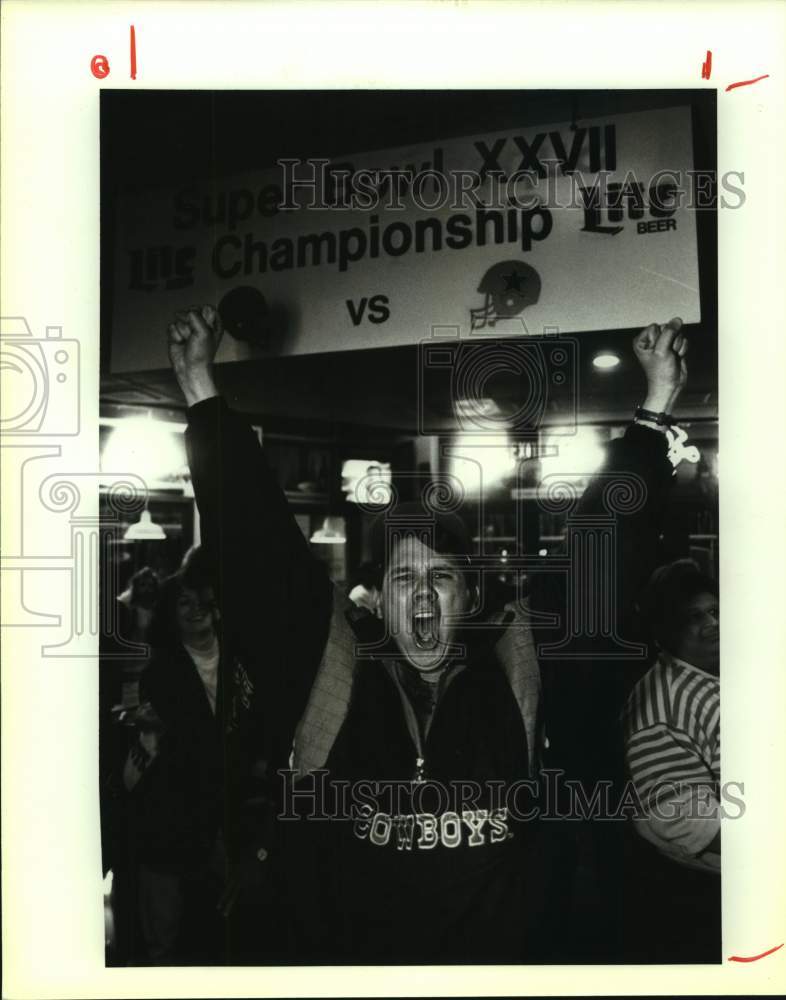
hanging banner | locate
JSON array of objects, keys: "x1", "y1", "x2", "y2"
[{"x1": 110, "y1": 105, "x2": 701, "y2": 373}]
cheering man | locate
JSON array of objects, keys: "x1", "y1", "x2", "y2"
[{"x1": 168, "y1": 305, "x2": 689, "y2": 964}]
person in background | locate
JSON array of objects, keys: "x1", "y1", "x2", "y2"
[
  {"x1": 347, "y1": 561, "x2": 383, "y2": 618},
  {"x1": 621, "y1": 559, "x2": 720, "y2": 962},
  {"x1": 117, "y1": 566, "x2": 159, "y2": 646},
  {"x1": 103, "y1": 565, "x2": 159, "y2": 714},
  {"x1": 624, "y1": 559, "x2": 720, "y2": 871},
  {"x1": 112, "y1": 549, "x2": 272, "y2": 965},
  {"x1": 100, "y1": 564, "x2": 161, "y2": 942},
  {"x1": 113, "y1": 549, "x2": 226, "y2": 964}
]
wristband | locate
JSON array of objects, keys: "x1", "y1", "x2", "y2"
[
  {"x1": 634, "y1": 405, "x2": 676, "y2": 427},
  {"x1": 633, "y1": 409, "x2": 701, "y2": 468}
]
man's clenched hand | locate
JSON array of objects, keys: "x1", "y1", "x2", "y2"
[
  {"x1": 633, "y1": 317, "x2": 688, "y2": 414},
  {"x1": 168, "y1": 305, "x2": 222, "y2": 407}
]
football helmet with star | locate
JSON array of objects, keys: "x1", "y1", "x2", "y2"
[{"x1": 470, "y1": 260, "x2": 541, "y2": 330}]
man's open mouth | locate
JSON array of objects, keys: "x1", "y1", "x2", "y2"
[{"x1": 412, "y1": 608, "x2": 440, "y2": 650}]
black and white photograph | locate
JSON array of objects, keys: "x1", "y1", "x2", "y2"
[
  {"x1": 2, "y1": 3, "x2": 785, "y2": 997},
  {"x1": 98, "y1": 88, "x2": 721, "y2": 966}
]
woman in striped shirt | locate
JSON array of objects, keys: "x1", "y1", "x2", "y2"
[{"x1": 624, "y1": 560, "x2": 720, "y2": 873}]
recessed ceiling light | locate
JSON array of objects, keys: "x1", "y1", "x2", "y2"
[{"x1": 592, "y1": 352, "x2": 620, "y2": 370}]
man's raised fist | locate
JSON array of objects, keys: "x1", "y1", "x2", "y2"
[
  {"x1": 633, "y1": 318, "x2": 688, "y2": 413},
  {"x1": 167, "y1": 305, "x2": 222, "y2": 407}
]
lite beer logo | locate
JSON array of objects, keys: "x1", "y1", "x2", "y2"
[
  {"x1": 353, "y1": 805, "x2": 512, "y2": 851},
  {"x1": 128, "y1": 245, "x2": 196, "y2": 292},
  {"x1": 579, "y1": 176, "x2": 679, "y2": 236}
]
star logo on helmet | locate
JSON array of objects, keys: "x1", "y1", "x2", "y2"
[
  {"x1": 470, "y1": 260, "x2": 541, "y2": 330},
  {"x1": 502, "y1": 270, "x2": 526, "y2": 295}
]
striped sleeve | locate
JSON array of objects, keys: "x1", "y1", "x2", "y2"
[{"x1": 624, "y1": 662, "x2": 720, "y2": 868}]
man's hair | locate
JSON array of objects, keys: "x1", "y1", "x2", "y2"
[
  {"x1": 368, "y1": 501, "x2": 474, "y2": 576},
  {"x1": 637, "y1": 558, "x2": 718, "y2": 653}
]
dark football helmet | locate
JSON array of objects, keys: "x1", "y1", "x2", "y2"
[
  {"x1": 218, "y1": 285, "x2": 269, "y2": 345},
  {"x1": 470, "y1": 260, "x2": 541, "y2": 330}
]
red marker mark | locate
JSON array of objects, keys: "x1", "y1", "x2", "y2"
[
  {"x1": 701, "y1": 50, "x2": 712, "y2": 79},
  {"x1": 90, "y1": 54, "x2": 110, "y2": 79},
  {"x1": 728, "y1": 942, "x2": 784, "y2": 963},
  {"x1": 130, "y1": 25, "x2": 137, "y2": 80},
  {"x1": 726, "y1": 73, "x2": 770, "y2": 92},
  {"x1": 90, "y1": 25, "x2": 138, "y2": 80}
]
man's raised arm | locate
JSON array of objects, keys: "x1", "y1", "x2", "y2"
[
  {"x1": 167, "y1": 307, "x2": 332, "y2": 694},
  {"x1": 534, "y1": 320, "x2": 692, "y2": 784},
  {"x1": 575, "y1": 318, "x2": 689, "y2": 595}
]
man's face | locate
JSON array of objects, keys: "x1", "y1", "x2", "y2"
[
  {"x1": 670, "y1": 591, "x2": 719, "y2": 672},
  {"x1": 381, "y1": 536, "x2": 473, "y2": 674},
  {"x1": 175, "y1": 585, "x2": 217, "y2": 643}
]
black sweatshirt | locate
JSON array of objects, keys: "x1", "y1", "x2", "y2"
[{"x1": 185, "y1": 396, "x2": 673, "y2": 963}]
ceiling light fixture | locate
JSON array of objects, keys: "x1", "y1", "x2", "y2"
[
  {"x1": 592, "y1": 352, "x2": 620, "y2": 370},
  {"x1": 309, "y1": 516, "x2": 346, "y2": 545},
  {"x1": 123, "y1": 508, "x2": 166, "y2": 542}
]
